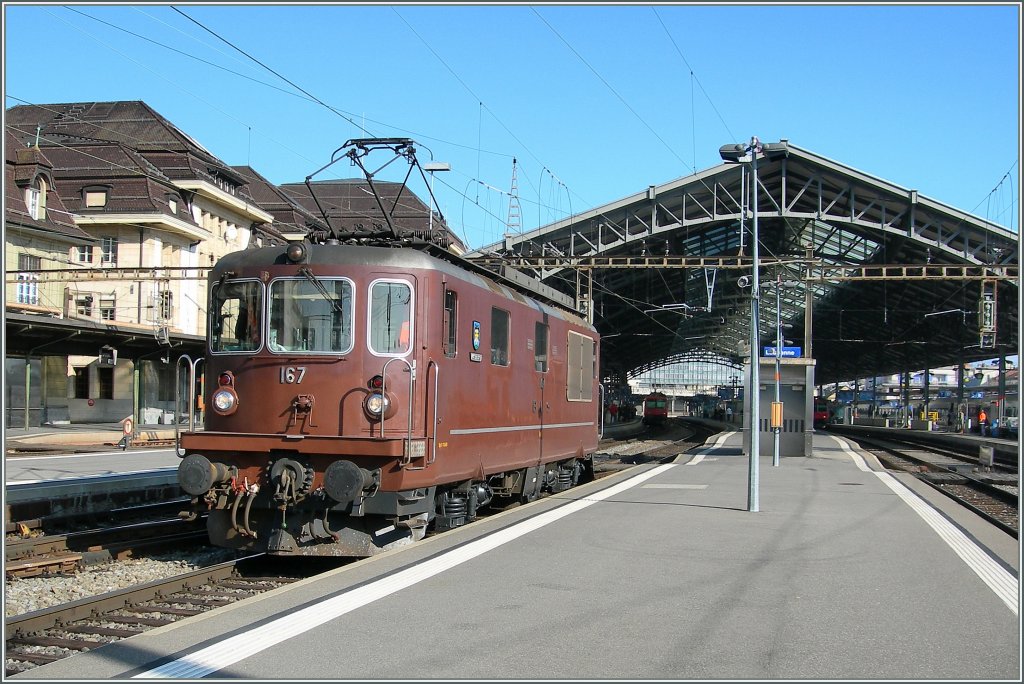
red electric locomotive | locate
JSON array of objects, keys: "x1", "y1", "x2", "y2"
[
  {"x1": 641, "y1": 391, "x2": 669, "y2": 426},
  {"x1": 176, "y1": 140, "x2": 601, "y2": 557},
  {"x1": 177, "y1": 241, "x2": 601, "y2": 557}
]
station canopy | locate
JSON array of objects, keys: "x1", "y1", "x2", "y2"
[{"x1": 467, "y1": 141, "x2": 1019, "y2": 387}]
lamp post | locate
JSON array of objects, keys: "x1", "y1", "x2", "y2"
[
  {"x1": 423, "y1": 162, "x2": 450, "y2": 234},
  {"x1": 720, "y1": 137, "x2": 762, "y2": 512},
  {"x1": 719, "y1": 137, "x2": 789, "y2": 511}
]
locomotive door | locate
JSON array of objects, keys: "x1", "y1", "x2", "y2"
[
  {"x1": 537, "y1": 374, "x2": 545, "y2": 466},
  {"x1": 534, "y1": 319, "x2": 549, "y2": 468}
]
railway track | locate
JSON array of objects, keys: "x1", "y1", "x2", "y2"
[
  {"x1": 4, "y1": 555, "x2": 321, "y2": 677},
  {"x1": 5, "y1": 517, "x2": 209, "y2": 579},
  {"x1": 4, "y1": 422, "x2": 726, "y2": 676},
  {"x1": 593, "y1": 419, "x2": 714, "y2": 471},
  {"x1": 838, "y1": 432, "x2": 1018, "y2": 538}
]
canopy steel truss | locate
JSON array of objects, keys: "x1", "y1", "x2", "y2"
[{"x1": 468, "y1": 141, "x2": 1019, "y2": 386}]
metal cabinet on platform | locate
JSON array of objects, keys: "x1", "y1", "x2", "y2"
[{"x1": 742, "y1": 357, "x2": 816, "y2": 458}]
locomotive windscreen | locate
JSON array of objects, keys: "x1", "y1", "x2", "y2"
[
  {"x1": 269, "y1": 278, "x2": 353, "y2": 353},
  {"x1": 211, "y1": 280, "x2": 262, "y2": 352}
]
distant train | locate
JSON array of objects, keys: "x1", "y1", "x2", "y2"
[
  {"x1": 813, "y1": 398, "x2": 831, "y2": 428},
  {"x1": 175, "y1": 139, "x2": 601, "y2": 557},
  {"x1": 959, "y1": 396, "x2": 1018, "y2": 437},
  {"x1": 642, "y1": 391, "x2": 669, "y2": 426}
]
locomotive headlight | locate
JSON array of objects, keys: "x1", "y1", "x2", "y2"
[
  {"x1": 212, "y1": 387, "x2": 239, "y2": 415},
  {"x1": 286, "y1": 242, "x2": 307, "y2": 263},
  {"x1": 364, "y1": 392, "x2": 389, "y2": 417}
]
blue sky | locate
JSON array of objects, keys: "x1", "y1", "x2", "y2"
[{"x1": 4, "y1": 2, "x2": 1020, "y2": 251}]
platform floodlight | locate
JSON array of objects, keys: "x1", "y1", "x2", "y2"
[{"x1": 719, "y1": 143, "x2": 751, "y2": 163}]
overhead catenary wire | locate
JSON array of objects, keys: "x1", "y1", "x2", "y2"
[
  {"x1": 650, "y1": 7, "x2": 738, "y2": 146},
  {"x1": 171, "y1": 6, "x2": 375, "y2": 138},
  {"x1": 391, "y1": 7, "x2": 551, "y2": 178},
  {"x1": 130, "y1": 5, "x2": 539, "y2": 245},
  {"x1": 73, "y1": 5, "x2": 518, "y2": 160},
  {"x1": 531, "y1": 7, "x2": 691, "y2": 173},
  {"x1": 35, "y1": 5, "x2": 697, "y2": 249},
  {"x1": 25, "y1": 9, "x2": 320, "y2": 173},
  {"x1": 14, "y1": 10, "x2": 528, "y2": 249}
]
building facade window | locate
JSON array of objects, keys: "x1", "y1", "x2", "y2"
[
  {"x1": 100, "y1": 295, "x2": 116, "y2": 321},
  {"x1": 76, "y1": 245, "x2": 94, "y2": 264},
  {"x1": 159, "y1": 291, "x2": 173, "y2": 320},
  {"x1": 98, "y1": 367, "x2": 114, "y2": 400},
  {"x1": 101, "y1": 236, "x2": 118, "y2": 265},
  {"x1": 18, "y1": 254, "x2": 41, "y2": 271},
  {"x1": 76, "y1": 294, "x2": 94, "y2": 317},
  {"x1": 73, "y1": 367, "x2": 89, "y2": 398},
  {"x1": 16, "y1": 273, "x2": 39, "y2": 305},
  {"x1": 17, "y1": 254, "x2": 41, "y2": 305}
]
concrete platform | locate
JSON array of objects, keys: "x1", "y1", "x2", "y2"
[
  {"x1": 4, "y1": 423, "x2": 178, "y2": 451},
  {"x1": 11, "y1": 431, "x2": 1020, "y2": 680}
]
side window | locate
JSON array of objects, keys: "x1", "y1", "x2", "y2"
[
  {"x1": 490, "y1": 307, "x2": 509, "y2": 366},
  {"x1": 534, "y1": 321, "x2": 548, "y2": 372},
  {"x1": 443, "y1": 289, "x2": 457, "y2": 358},
  {"x1": 369, "y1": 280, "x2": 412, "y2": 356}
]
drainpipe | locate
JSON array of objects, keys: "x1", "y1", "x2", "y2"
[{"x1": 137, "y1": 228, "x2": 145, "y2": 323}]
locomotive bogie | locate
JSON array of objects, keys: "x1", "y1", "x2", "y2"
[{"x1": 178, "y1": 243, "x2": 600, "y2": 557}]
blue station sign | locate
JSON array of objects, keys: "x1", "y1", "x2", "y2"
[{"x1": 762, "y1": 346, "x2": 802, "y2": 358}]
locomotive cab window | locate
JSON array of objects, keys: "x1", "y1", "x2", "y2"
[
  {"x1": 491, "y1": 307, "x2": 510, "y2": 366},
  {"x1": 369, "y1": 280, "x2": 413, "y2": 356},
  {"x1": 443, "y1": 289, "x2": 457, "y2": 358},
  {"x1": 269, "y1": 277, "x2": 353, "y2": 354},
  {"x1": 211, "y1": 279, "x2": 263, "y2": 353},
  {"x1": 534, "y1": 321, "x2": 548, "y2": 372}
]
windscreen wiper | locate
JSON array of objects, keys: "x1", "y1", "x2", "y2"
[{"x1": 298, "y1": 266, "x2": 344, "y2": 315}]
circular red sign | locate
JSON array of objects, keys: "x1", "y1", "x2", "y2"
[{"x1": 87, "y1": 399, "x2": 95, "y2": 407}]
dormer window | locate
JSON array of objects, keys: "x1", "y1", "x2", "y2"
[
  {"x1": 25, "y1": 177, "x2": 47, "y2": 220},
  {"x1": 26, "y1": 187, "x2": 40, "y2": 217},
  {"x1": 168, "y1": 197, "x2": 177, "y2": 214},
  {"x1": 85, "y1": 190, "x2": 107, "y2": 207},
  {"x1": 83, "y1": 185, "x2": 111, "y2": 208}
]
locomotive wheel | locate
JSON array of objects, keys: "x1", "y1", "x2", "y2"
[{"x1": 579, "y1": 456, "x2": 595, "y2": 483}]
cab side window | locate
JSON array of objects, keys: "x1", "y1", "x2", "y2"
[
  {"x1": 534, "y1": 321, "x2": 548, "y2": 372},
  {"x1": 369, "y1": 280, "x2": 412, "y2": 355},
  {"x1": 491, "y1": 307, "x2": 509, "y2": 366},
  {"x1": 443, "y1": 289, "x2": 457, "y2": 358}
]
